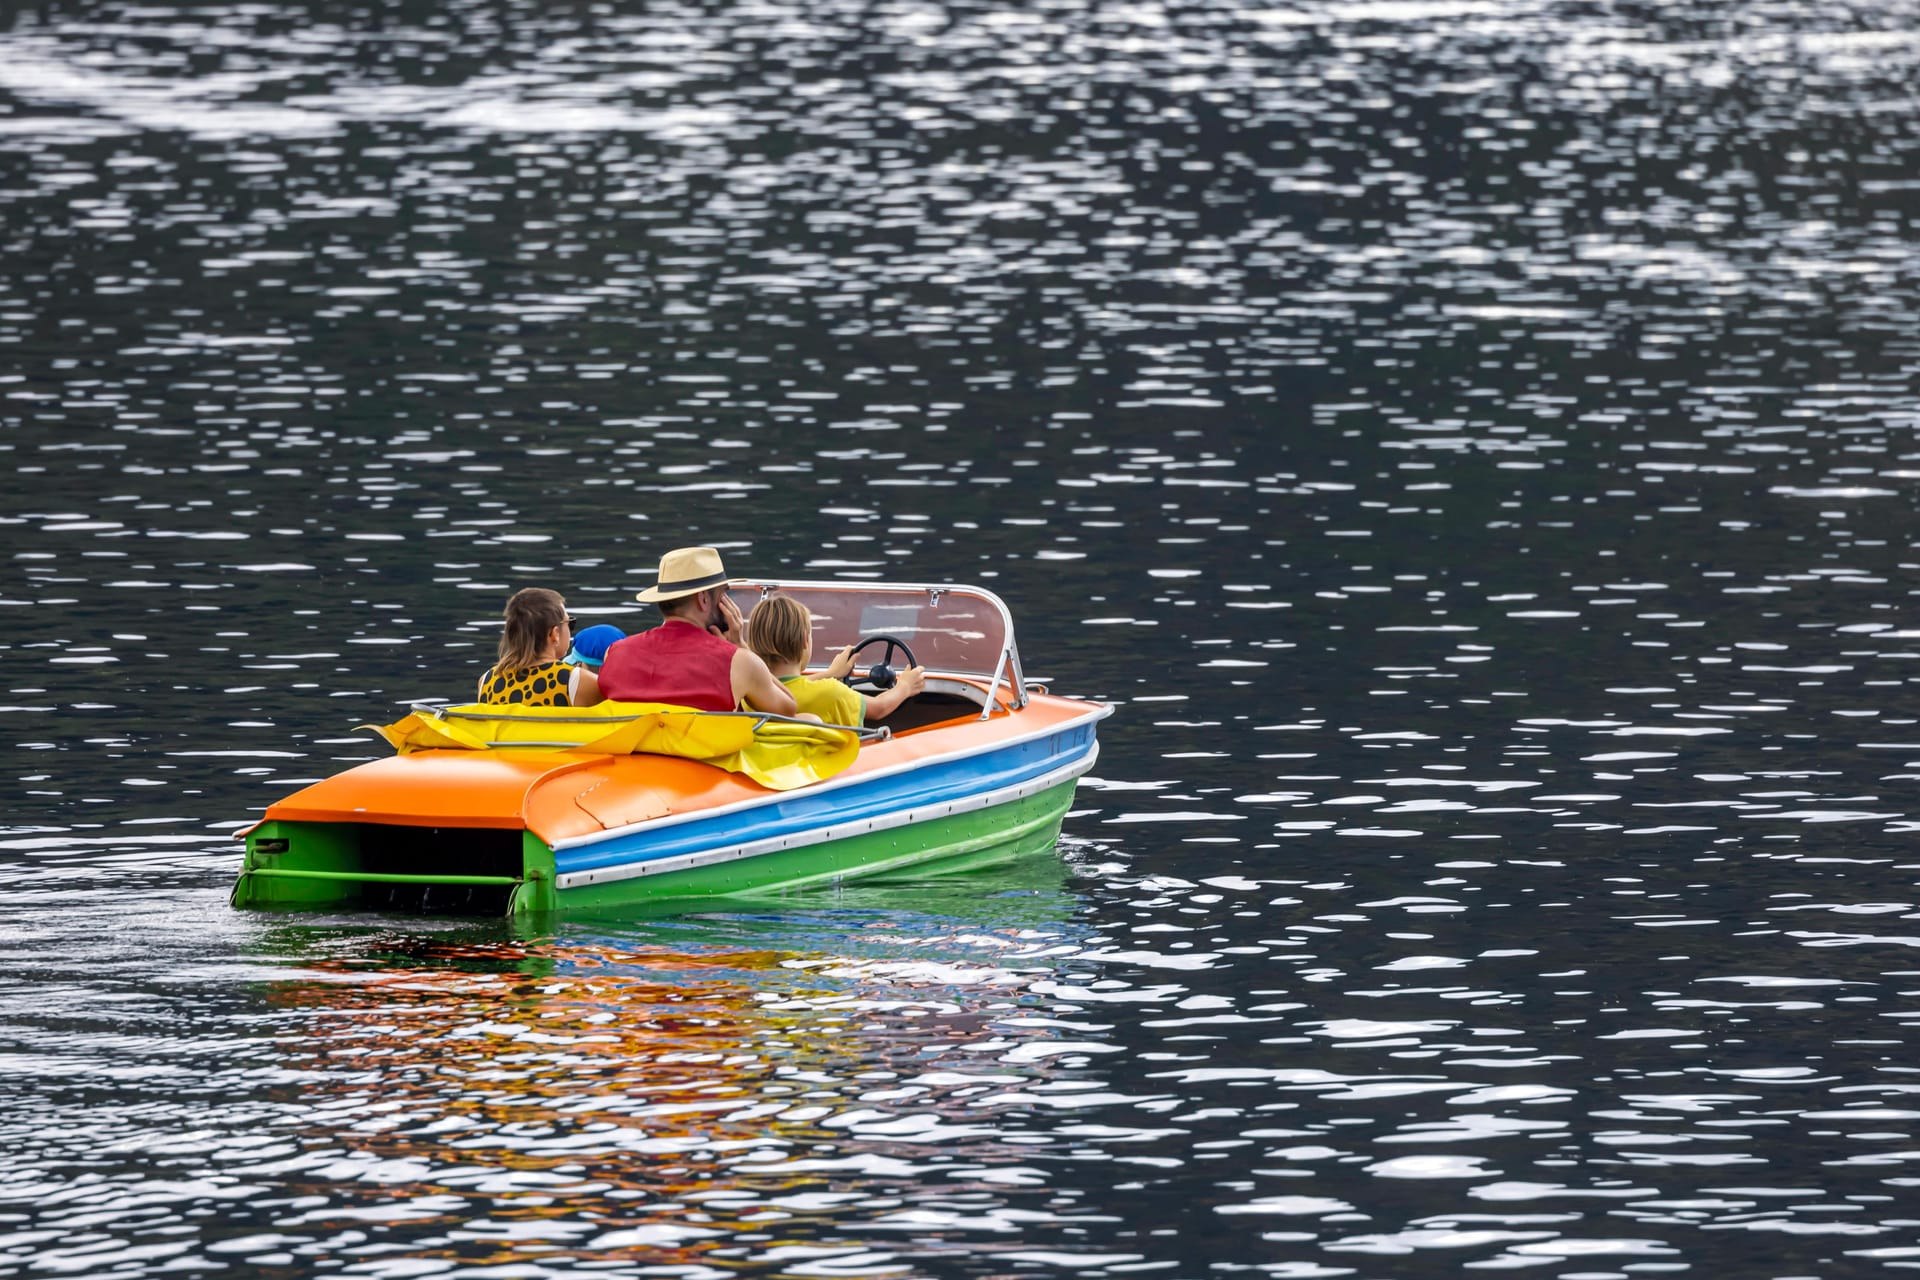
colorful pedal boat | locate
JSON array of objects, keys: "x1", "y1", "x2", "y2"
[{"x1": 231, "y1": 580, "x2": 1110, "y2": 916}]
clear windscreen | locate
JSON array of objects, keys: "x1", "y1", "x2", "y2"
[{"x1": 730, "y1": 583, "x2": 1011, "y2": 680}]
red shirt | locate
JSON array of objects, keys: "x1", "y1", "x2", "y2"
[{"x1": 597, "y1": 619, "x2": 737, "y2": 711}]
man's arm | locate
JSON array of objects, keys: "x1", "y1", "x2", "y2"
[{"x1": 733, "y1": 648, "x2": 798, "y2": 716}]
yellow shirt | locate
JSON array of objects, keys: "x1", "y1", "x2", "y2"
[{"x1": 782, "y1": 674, "x2": 864, "y2": 726}]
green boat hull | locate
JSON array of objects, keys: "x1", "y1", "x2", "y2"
[{"x1": 232, "y1": 775, "x2": 1079, "y2": 917}]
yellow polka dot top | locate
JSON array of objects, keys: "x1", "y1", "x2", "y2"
[{"x1": 476, "y1": 660, "x2": 575, "y2": 707}]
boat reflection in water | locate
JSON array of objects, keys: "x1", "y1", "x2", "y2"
[{"x1": 234, "y1": 856, "x2": 1130, "y2": 1274}]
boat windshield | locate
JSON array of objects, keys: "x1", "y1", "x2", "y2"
[{"x1": 731, "y1": 580, "x2": 1024, "y2": 696}]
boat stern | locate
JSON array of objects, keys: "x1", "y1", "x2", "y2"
[
  {"x1": 229, "y1": 749, "x2": 587, "y2": 916},
  {"x1": 232, "y1": 819, "x2": 557, "y2": 916}
]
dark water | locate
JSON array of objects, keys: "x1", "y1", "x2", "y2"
[{"x1": 6, "y1": 0, "x2": 1920, "y2": 1274}]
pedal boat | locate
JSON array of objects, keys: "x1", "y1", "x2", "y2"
[{"x1": 231, "y1": 581, "x2": 1110, "y2": 916}]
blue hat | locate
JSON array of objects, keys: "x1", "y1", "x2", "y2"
[{"x1": 565, "y1": 624, "x2": 626, "y2": 669}]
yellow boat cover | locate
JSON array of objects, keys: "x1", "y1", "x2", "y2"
[{"x1": 367, "y1": 702, "x2": 860, "y2": 791}]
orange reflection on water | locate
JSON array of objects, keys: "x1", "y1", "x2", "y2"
[{"x1": 250, "y1": 930, "x2": 1081, "y2": 1271}]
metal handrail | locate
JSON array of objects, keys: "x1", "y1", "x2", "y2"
[{"x1": 409, "y1": 703, "x2": 890, "y2": 742}]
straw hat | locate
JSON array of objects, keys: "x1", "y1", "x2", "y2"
[{"x1": 636, "y1": 546, "x2": 744, "y2": 603}]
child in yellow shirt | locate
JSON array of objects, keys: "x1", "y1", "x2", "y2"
[{"x1": 745, "y1": 594, "x2": 924, "y2": 726}]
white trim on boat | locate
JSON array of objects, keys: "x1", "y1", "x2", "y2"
[
  {"x1": 547, "y1": 700, "x2": 1111, "y2": 852},
  {"x1": 554, "y1": 743, "x2": 1099, "y2": 891}
]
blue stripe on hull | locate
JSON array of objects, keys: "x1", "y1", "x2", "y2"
[{"x1": 554, "y1": 721, "x2": 1099, "y2": 877}]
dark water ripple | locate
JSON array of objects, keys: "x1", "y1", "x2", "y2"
[{"x1": 7, "y1": 0, "x2": 1920, "y2": 1274}]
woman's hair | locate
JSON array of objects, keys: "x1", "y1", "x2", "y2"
[
  {"x1": 746, "y1": 594, "x2": 810, "y2": 668},
  {"x1": 498, "y1": 587, "x2": 569, "y2": 672}
]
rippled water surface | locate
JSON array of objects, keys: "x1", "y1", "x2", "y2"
[{"x1": 8, "y1": 0, "x2": 1920, "y2": 1274}]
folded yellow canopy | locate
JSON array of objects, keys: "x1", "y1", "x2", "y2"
[{"x1": 366, "y1": 702, "x2": 860, "y2": 791}]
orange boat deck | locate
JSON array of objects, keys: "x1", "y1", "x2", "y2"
[{"x1": 260, "y1": 691, "x2": 1103, "y2": 849}]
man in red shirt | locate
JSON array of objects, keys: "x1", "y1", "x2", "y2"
[{"x1": 597, "y1": 547, "x2": 797, "y2": 716}]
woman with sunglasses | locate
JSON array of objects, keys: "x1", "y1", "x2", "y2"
[{"x1": 476, "y1": 587, "x2": 602, "y2": 707}]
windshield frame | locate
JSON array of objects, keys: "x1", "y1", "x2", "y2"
[{"x1": 730, "y1": 579, "x2": 1029, "y2": 713}]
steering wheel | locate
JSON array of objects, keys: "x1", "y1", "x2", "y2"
[{"x1": 844, "y1": 633, "x2": 919, "y2": 691}]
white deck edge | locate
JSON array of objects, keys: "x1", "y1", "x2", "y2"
[
  {"x1": 547, "y1": 700, "x2": 1112, "y2": 852},
  {"x1": 554, "y1": 742, "x2": 1099, "y2": 891}
]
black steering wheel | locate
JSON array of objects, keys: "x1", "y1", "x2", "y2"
[{"x1": 844, "y1": 633, "x2": 919, "y2": 691}]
